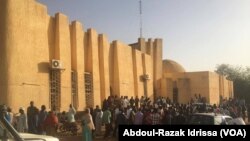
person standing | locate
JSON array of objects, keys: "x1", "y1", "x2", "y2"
[
  {"x1": 37, "y1": 105, "x2": 47, "y2": 135},
  {"x1": 6, "y1": 107, "x2": 14, "y2": 125},
  {"x1": 82, "y1": 108, "x2": 95, "y2": 141},
  {"x1": 27, "y1": 101, "x2": 38, "y2": 133},
  {"x1": 102, "y1": 107, "x2": 112, "y2": 138},
  {"x1": 134, "y1": 108, "x2": 143, "y2": 125},
  {"x1": 16, "y1": 108, "x2": 27, "y2": 133},
  {"x1": 113, "y1": 108, "x2": 128, "y2": 137},
  {"x1": 67, "y1": 104, "x2": 76, "y2": 123},
  {"x1": 94, "y1": 106, "x2": 103, "y2": 136},
  {"x1": 135, "y1": 96, "x2": 139, "y2": 108},
  {"x1": 43, "y1": 110, "x2": 58, "y2": 136}
]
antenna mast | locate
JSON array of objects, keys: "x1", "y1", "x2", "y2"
[{"x1": 139, "y1": 0, "x2": 143, "y2": 38}]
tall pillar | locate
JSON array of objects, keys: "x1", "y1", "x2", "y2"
[
  {"x1": 132, "y1": 49, "x2": 144, "y2": 97},
  {"x1": 70, "y1": 21, "x2": 86, "y2": 110},
  {"x1": 55, "y1": 13, "x2": 72, "y2": 111},
  {"x1": 146, "y1": 38, "x2": 154, "y2": 56},
  {"x1": 142, "y1": 54, "x2": 154, "y2": 100},
  {"x1": 112, "y1": 41, "x2": 135, "y2": 97},
  {"x1": 85, "y1": 29, "x2": 101, "y2": 108},
  {"x1": 138, "y1": 38, "x2": 146, "y2": 53},
  {"x1": 0, "y1": 0, "x2": 10, "y2": 106},
  {"x1": 98, "y1": 34, "x2": 110, "y2": 103},
  {"x1": 153, "y1": 39, "x2": 163, "y2": 99}
]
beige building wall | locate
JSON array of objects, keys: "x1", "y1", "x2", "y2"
[
  {"x1": 164, "y1": 72, "x2": 210, "y2": 104},
  {"x1": 110, "y1": 41, "x2": 119, "y2": 96},
  {"x1": 163, "y1": 71, "x2": 233, "y2": 105},
  {"x1": 0, "y1": 0, "x2": 51, "y2": 112},
  {"x1": 223, "y1": 77, "x2": 230, "y2": 99},
  {"x1": 153, "y1": 39, "x2": 163, "y2": 97},
  {"x1": 208, "y1": 72, "x2": 220, "y2": 105},
  {"x1": 146, "y1": 39, "x2": 154, "y2": 56},
  {"x1": 109, "y1": 42, "x2": 115, "y2": 96},
  {"x1": 229, "y1": 81, "x2": 234, "y2": 98},
  {"x1": 129, "y1": 38, "x2": 155, "y2": 100},
  {"x1": 3, "y1": 0, "x2": 235, "y2": 111},
  {"x1": 225, "y1": 80, "x2": 231, "y2": 99},
  {"x1": 142, "y1": 54, "x2": 154, "y2": 100},
  {"x1": 166, "y1": 79, "x2": 174, "y2": 99},
  {"x1": 55, "y1": 13, "x2": 72, "y2": 111},
  {"x1": 98, "y1": 34, "x2": 110, "y2": 102},
  {"x1": 85, "y1": 29, "x2": 101, "y2": 107},
  {"x1": 219, "y1": 76, "x2": 224, "y2": 99},
  {"x1": 219, "y1": 75, "x2": 234, "y2": 100},
  {"x1": 132, "y1": 49, "x2": 144, "y2": 97},
  {"x1": 112, "y1": 41, "x2": 135, "y2": 97},
  {"x1": 161, "y1": 79, "x2": 167, "y2": 98},
  {"x1": 186, "y1": 72, "x2": 210, "y2": 103},
  {"x1": 138, "y1": 38, "x2": 146, "y2": 53},
  {"x1": 48, "y1": 17, "x2": 55, "y2": 65},
  {"x1": 177, "y1": 78, "x2": 191, "y2": 104},
  {"x1": 70, "y1": 21, "x2": 86, "y2": 110},
  {"x1": 0, "y1": 0, "x2": 11, "y2": 106},
  {"x1": 161, "y1": 78, "x2": 170, "y2": 99}
]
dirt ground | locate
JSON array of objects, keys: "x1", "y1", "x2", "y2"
[{"x1": 57, "y1": 123, "x2": 117, "y2": 141}]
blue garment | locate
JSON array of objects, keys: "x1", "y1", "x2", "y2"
[
  {"x1": 5, "y1": 113, "x2": 11, "y2": 123},
  {"x1": 82, "y1": 121, "x2": 92, "y2": 141}
]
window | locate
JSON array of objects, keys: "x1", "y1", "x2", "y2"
[
  {"x1": 71, "y1": 71, "x2": 78, "y2": 109},
  {"x1": 50, "y1": 70, "x2": 61, "y2": 111},
  {"x1": 85, "y1": 72, "x2": 93, "y2": 108}
]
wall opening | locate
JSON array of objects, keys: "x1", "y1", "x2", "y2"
[
  {"x1": 173, "y1": 88, "x2": 178, "y2": 103},
  {"x1": 71, "y1": 71, "x2": 78, "y2": 109},
  {"x1": 84, "y1": 72, "x2": 93, "y2": 108},
  {"x1": 50, "y1": 70, "x2": 61, "y2": 111}
]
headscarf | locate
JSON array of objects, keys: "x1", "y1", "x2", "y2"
[{"x1": 82, "y1": 108, "x2": 95, "y2": 130}]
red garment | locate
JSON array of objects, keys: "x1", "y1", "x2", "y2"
[{"x1": 44, "y1": 113, "x2": 58, "y2": 127}]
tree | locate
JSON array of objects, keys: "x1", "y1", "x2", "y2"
[{"x1": 215, "y1": 64, "x2": 250, "y2": 103}]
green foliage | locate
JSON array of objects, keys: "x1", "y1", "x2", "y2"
[{"x1": 215, "y1": 64, "x2": 250, "y2": 102}]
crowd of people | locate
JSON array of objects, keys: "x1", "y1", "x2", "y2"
[
  {"x1": 4, "y1": 102, "x2": 77, "y2": 136},
  {"x1": 2, "y1": 95, "x2": 249, "y2": 141},
  {"x1": 79, "y1": 95, "x2": 248, "y2": 140}
]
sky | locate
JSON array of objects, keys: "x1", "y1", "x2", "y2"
[{"x1": 38, "y1": 0, "x2": 250, "y2": 72}]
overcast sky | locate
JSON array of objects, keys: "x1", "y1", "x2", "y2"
[{"x1": 38, "y1": 0, "x2": 250, "y2": 72}]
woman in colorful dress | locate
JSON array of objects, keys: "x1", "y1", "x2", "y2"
[{"x1": 82, "y1": 108, "x2": 95, "y2": 141}]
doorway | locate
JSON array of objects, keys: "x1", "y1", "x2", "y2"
[{"x1": 173, "y1": 88, "x2": 178, "y2": 103}]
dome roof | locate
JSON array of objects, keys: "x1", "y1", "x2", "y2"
[{"x1": 162, "y1": 59, "x2": 186, "y2": 73}]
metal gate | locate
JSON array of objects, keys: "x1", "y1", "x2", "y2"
[
  {"x1": 50, "y1": 70, "x2": 61, "y2": 111},
  {"x1": 84, "y1": 72, "x2": 93, "y2": 108},
  {"x1": 71, "y1": 71, "x2": 78, "y2": 109}
]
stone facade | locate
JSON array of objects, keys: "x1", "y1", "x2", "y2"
[
  {"x1": 0, "y1": 0, "x2": 233, "y2": 112},
  {"x1": 162, "y1": 60, "x2": 234, "y2": 105},
  {"x1": 0, "y1": 0, "x2": 161, "y2": 112}
]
